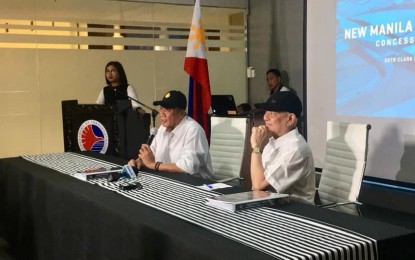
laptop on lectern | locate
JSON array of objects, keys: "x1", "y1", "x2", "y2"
[{"x1": 211, "y1": 95, "x2": 237, "y2": 116}]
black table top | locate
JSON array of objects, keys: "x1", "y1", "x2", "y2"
[{"x1": 1, "y1": 152, "x2": 414, "y2": 260}]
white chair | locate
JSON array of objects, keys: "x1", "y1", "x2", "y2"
[
  {"x1": 209, "y1": 116, "x2": 249, "y2": 186},
  {"x1": 316, "y1": 121, "x2": 371, "y2": 216}
]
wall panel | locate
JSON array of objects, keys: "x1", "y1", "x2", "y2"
[{"x1": 0, "y1": 0, "x2": 247, "y2": 158}]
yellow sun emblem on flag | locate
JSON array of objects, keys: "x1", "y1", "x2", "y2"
[{"x1": 189, "y1": 18, "x2": 207, "y2": 51}]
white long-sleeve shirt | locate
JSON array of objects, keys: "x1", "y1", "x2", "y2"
[{"x1": 96, "y1": 84, "x2": 140, "y2": 109}]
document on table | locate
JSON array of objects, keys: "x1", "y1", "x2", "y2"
[{"x1": 198, "y1": 183, "x2": 232, "y2": 191}]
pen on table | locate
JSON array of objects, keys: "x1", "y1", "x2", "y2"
[{"x1": 204, "y1": 184, "x2": 214, "y2": 190}]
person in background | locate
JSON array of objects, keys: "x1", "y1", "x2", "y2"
[
  {"x1": 129, "y1": 90, "x2": 214, "y2": 180},
  {"x1": 250, "y1": 91, "x2": 315, "y2": 204},
  {"x1": 266, "y1": 69, "x2": 293, "y2": 101},
  {"x1": 96, "y1": 61, "x2": 143, "y2": 112}
]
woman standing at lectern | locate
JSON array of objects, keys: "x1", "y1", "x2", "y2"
[{"x1": 96, "y1": 61, "x2": 142, "y2": 112}]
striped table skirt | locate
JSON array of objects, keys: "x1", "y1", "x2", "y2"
[{"x1": 22, "y1": 152, "x2": 378, "y2": 260}]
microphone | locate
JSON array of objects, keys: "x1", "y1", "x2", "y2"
[
  {"x1": 107, "y1": 165, "x2": 138, "y2": 182},
  {"x1": 112, "y1": 89, "x2": 159, "y2": 127},
  {"x1": 147, "y1": 127, "x2": 158, "y2": 145}
]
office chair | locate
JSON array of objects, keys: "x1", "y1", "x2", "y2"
[
  {"x1": 316, "y1": 121, "x2": 371, "y2": 216},
  {"x1": 209, "y1": 116, "x2": 249, "y2": 186}
]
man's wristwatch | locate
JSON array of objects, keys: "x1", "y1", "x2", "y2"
[{"x1": 252, "y1": 147, "x2": 261, "y2": 154}]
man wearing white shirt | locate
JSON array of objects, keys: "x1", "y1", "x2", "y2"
[
  {"x1": 266, "y1": 69, "x2": 290, "y2": 94},
  {"x1": 250, "y1": 91, "x2": 315, "y2": 204},
  {"x1": 265, "y1": 68, "x2": 296, "y2": 103},
  {"x1": 129, "y1": 90, "x2": 214, "y2": 180}
]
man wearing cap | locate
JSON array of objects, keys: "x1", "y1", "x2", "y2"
[
  {"x1": 129, "y1": 90, "x2": 214, "y2": 180},
  {"x1": 250, "y1": 91, "x2": 315, "y2": 204}
]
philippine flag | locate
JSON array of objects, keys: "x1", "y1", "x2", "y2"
[{"x1": 184, "y1": 0, "x2": 211, "y2": 140}]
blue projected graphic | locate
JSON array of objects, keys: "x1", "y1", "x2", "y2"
[{"x1": 336, "y1": 0, "x2": 415, "y2": 118}]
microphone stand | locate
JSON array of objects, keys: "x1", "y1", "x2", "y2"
[
  {"x1": 114, "y1": 99, "x2": 132, "y2": 159},
  {"x1": 127, "y1": 96, "x2": 159, "y2": 128}
]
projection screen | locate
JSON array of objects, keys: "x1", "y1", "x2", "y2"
[{"x1": 307, "y1": 0, "x2": 415, "y2": 188}]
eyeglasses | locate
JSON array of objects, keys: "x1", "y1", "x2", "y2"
[{"x1": 105, "y1": 69, "x2": 118, "y2": 74}]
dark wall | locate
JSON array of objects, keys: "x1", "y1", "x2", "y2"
[{"x1": 247, "y1": 0, "x2": 305, "y2": 104}]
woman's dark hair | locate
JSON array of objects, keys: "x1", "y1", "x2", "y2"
[{"x1": 105, "y1": 61, "x2": 128, "y2": 86}]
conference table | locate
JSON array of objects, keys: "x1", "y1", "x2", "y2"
[{"x1": 0, "y1": 152, "x2": 414, "y2": 260}]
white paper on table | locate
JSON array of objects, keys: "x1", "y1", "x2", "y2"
[{"x1": 198, "y1": 183, "x2": 232, "y2": 191}]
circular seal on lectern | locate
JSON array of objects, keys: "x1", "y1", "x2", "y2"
[{"x1": 77, "y1": 120, "x2": 109, "y2": 153}]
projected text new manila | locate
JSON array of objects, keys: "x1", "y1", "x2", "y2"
[
  {"x1": 303, "y1": 0, "x2": 415, "y2": 186},
  {"x1": 337, "y1": 1, "x2": 415, "y2": 118}
]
